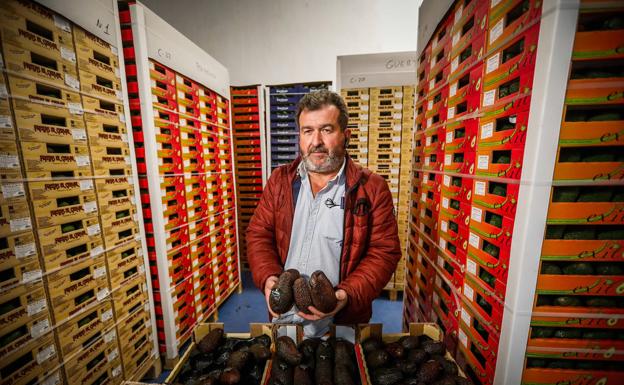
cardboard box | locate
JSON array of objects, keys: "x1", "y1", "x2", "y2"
[
  {"x1": 487, "y1": 0, "x2": 542, "y2": 51},
  {"x1": 7, "y1": 76, "x2": 82, "y2": 116},
  {"x1": 558, "y1": 110, "x2": 623, "y2": 148},
  {"x1": 522, "y1": 367, "x2": 624, "y2": 385},
  {"x1": 121, "y1": 329, "x2": 155, "y2": 382},
  {"x1": 0, "y1": 229, "x2": 38, "y2": 273},
  {"x1": 0, "y1": 140, "x2": 21, "y2": 175},
  {"x1": 37, "y1": 216, "x2": 102, "y2": 260},
  {"x1": 46, "y1": 255, "x2": 108, "y2": 307},
  {"x1": 32, "y1": 189, "x2": 97, "y2": 227},
  {"x1": 64, "y1": 332, "x2": 121, "y2": 385},
  {"x1": 95, "y1": 175, "x2": 134, "y2": 194},
  {"x1": 0, "y1": 2, "x2": 73, "y2": 49},
  {"x1": 462, "y1": 273, "x2": 504, "y2": 332},
  {"x1": 14, "y1": 108, "x2": 86, "y2": 145},
  {"x1": 79, "y1": 70, "x2": 123, "y2": 103},
  {"x1": 112, "y1": 279, "x2": 151, "y2": 321},
  {"x1": 0, "y1": 305, "x2": 51, "y2": 364},
  {"x1": 0, "y1": 333, "x2": 58, "y2": 385},
  {"x1": 83, "y1": 95, "x2": 125, "y2": 125},
  {"x1": 2, "y1": 41, "x2": 78, "y2": 90},
  {"x1": 456, "y1": 322, "x2": 496, "y2": 383},
  {"x1": 97, "y1": 185, "x2": 136, "y2": 216},
  {"x1": 458, "y1": 300, "x2": 501, "y2": 360},
  {"x1": 0, "y1": 198, "x2": 32, "y2": 237},
  {"x1": 477, "y1": 105, "x2": 529, "y2": 152},
  {"x1": 573, "y1": 22, "x2": 624, "y2": 61},
  {"x1": 21, "y1": 141, "x2": 92, "y2": 174},
  {"x1": 475, "y1": 147, "x2": 525, "y2": 179},
  {"x1": 90, "y1": 144, "x2": 132, "y2": 172},
  {"x1": 0, "y1": 279, "x2": 47, "y2": 331},
  {"x1": 56, "y1": 300, "x2": 115, "y2": 359},
  {"x1": 102, "y1": 218, "x2": 139, "y2": 249},
  {"x1": 109, "y1": 252, "x2": 145, "y2": 291},
  {"x1": 540, "y1": 238, "x2": 624, "y2": 262}
]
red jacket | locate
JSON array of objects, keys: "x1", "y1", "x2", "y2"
[{"x1": 246, "y1": 156, "x2": 401, "y2": 324}]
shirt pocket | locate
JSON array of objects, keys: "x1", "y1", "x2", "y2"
[{"x1": 319, "y1": 208, "x2": 344, "y2": 257}]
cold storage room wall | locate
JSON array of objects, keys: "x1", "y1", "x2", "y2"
[{"x1": 138, "y1": 0, "x2": 423, "y2": 86}]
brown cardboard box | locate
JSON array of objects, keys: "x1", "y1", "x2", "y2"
[
  {"x1": 7, "y1": 77, "x2": 83, "y2": 117},
  {"x1": 0, "y1": 140, "x2": 21, "y2": 174},
  {"x1": 0, "y1": 304, "x2": 51, "y2": 363},
  {"x1": 0, "y1": 281, "x2": 47, "y2": 332},
  {"x1": 32, "y1": 191, "x2": 98, "y2": 228},
  {"x1": 46, "y1": 254, "x2": 108, "y2": 308},
  {"x1": 0, "y1": 230, "x2": 38, "y2": 272},
  {"x1": 28, "y1": 177, "x2": 95, "y2": 200},
  {"x1": 97, "y1": 186, "x2": 136, "y2": 215},
  {"x1": 49, "y1": 273, "x2": 110, "y2": 323},
  {"x1": 37, "y1": 215, "x2": 101, "y2": 257},
  {"x1": 83, "y1": 96, "x2": 124, "y2": 126},
  {"x1": 56, "y1": 300, "x2": 115, "y2": 358},
  {"x1": 14, "y1": 108, "x2": 86, "y2": 145},
  {"x1": 0, "y1": 333, "x2": 58, "y2": 385},
  {"x1": 63, "y1": 331, "x2": 121, "y2": 385},
  {"x1": 86, "y1": 120, "x2": 129, "y2": 147},
  {"x1": 0, "y1": 198, "x2": 32, "y2": 237},
  {"x1": 79, "y1": 70, "x2": 123, "y2": 103},
  {"x1": 100, "y1": 206, "x2": 138, "y2": 236},
  {"x1": 21, "y1": 141, "x2": 92, "y2": 174}
]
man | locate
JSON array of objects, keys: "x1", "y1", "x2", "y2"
[{"x1": 247, "y1": 90, "x2": 401, "y2": 336}]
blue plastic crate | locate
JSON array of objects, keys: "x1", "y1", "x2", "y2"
[
  {"x1": 271, "y1": 95, "x2": 302, "y2": 104},
  {"x1": 271, "y1": 144, "x2": 298, "y2": 152},
  {"x1": 272, "y1": 121, "x2": 297, "y2": 129},
  {"x1": 270, "y1": 112, "x2": 296, "y2": 121},
  {"x1": 272, "y1": 152, "x2": 298, "y2": 160},
  {"x1": 270, "y1": 85, "x2": 307, "y2": 94},
  {"x1": 271, "y1": 136, "x2": 299, "y2": 145},
  {"x1": 270, "y1": 104, "x2": 298, "y2": 113}
]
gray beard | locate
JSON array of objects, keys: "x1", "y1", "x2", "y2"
[{"x1": 302, "y1": 150, "x2": 345, "y2": 173}]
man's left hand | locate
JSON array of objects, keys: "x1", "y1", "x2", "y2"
[{"x1": 296, "y1": 289, "x2": 348, "y2": 321}]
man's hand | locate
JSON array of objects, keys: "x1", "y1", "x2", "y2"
[
  {"x1": 296, "y1": 289, "x2": 348, "y2": 321},
  {"x1": 264, "y1": 276, "x2": 279, "y2": 318}
]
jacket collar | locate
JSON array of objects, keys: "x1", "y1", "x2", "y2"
[{"x1": 287, "y1": 155, "x2": 366, "y2": 192}]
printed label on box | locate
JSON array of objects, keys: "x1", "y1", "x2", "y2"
[
  {"x1": 455, "y1": 5, "x2": 463, "y2": 23},
  {"x1": 393, "y1": 113, "x2": 402, "y2": 119},
  {"x1": 91, "y1": 245, "x2": 104, "y2": 257},
  {"x1": 440, "y1": 238, "x2": 447, "y2": 250},
  {"x1": 108, "y1": 348, "x2": 119, "y2": 362},
  {"x1": 448, "y1": 107, "x2": 456, "y2": 119},
  {"x1": 467, "y1": 258, "x2": 477, "y2": 275},
  {"x1": 433, "y1": 291, "x2": 440, "y2": 304},
  {"x1": 37, "y1": 344, "x2": 56, "y2": 364},
  {"x1": 482, "y1": 90, "x2": 496, "y2": 107},
  {"x1": 438, "y1": 255, "x2": 445, "y2": 268},
  {"x1": 31, "y1": 318, "x2": 50, "y2": 339},
  {"x1": 428, "y1": 100, "x2": 433, "y2": 110},
  {"x1": 0, "y1": 116, "x2": 12, "y2": 128},
  {"x1": 15, "y1": 242, "x2": 36, "y2": 259},
  {"x1": 475, "y1": 181, "x2": 486, "y2": 196},
  {"x1": 102, "y1": 308, "x2": 114, "y2": 323},
  {"x1": 97, "y1": 288, "x2": 110, "y2": 301},
  {"x1": 430, "y1": 79, "x2": 435, "y2": 89},
  {"x1": 441, "y1": 220, "x2": 448, "y2": 233},
  {"x1": 435, "y1": 275, "x2": 442, "y2": 287},
  {"x1": 471, "y1": 206, "x2": 483, "y2": 222},
  {"x1": 94, "y1": 266, "x2": 107, "y2": 279},
  {"x1": 104, "y1": 330, "x2": 116, "y2": 343},
  {"x1": 421, "y1": 192, "x2": 427, "y2": 202},
  {"x1": 445, "y1": 154, "x2": 452, "y2": 165},
  {"x1": 459, "y1": 329, "x2": 468, "y2": 347},
  {"x1": 10, "y1": 217, "x2": 32, "y2": 232},
  {"x1": 361, "y1": 114, "x2": 369, "y2": 120},
  {"x1": 469, "y1": 232, "x2": 480, "y2": 248},
  {"x1": 426, "y1": 136, "x2": 432, "y2": 146},
  {"x1": 477, "y1": 155, "x2": 489, "y2": 170},
  {"x1": 28, "y1": 299, "x2": 47, "y2": 316},
  {"x1": 83, "y1": 201, "x2": 98, "y2": 214},
  {"x1": 72, "y1": 129, "x2": 87, "y2": 140},
  {"x1": 453, "y1": 32, "x2": 461, "y2": 47},
  {"x1": 362, "y1": 95, "x2": 369, "y2": 101},
  {"x1": 53, "y1": 14, "x2": 71, "y2": 32},
  {"x1": 481, "y1": 122, "x2": 494, "y2": 139},
  {"x1": 68, "y1": 102, "x2": 84, "y2": 115},
  {"x1": 87, "y1": 223, "x2": 101, "y2": 236},
  {"x1": 444, "y1": 175, "x2": 451, "y2": 187},
  {"x1": 2, "y1": 182, "x2": 25, "y2": 198},
  {"x1": 0, "y1": 84, "x2": 7, "y2": 99},
  {"x1": 490, "y1": 19, "x2": 504, "y2": 45},
  {"x1": 486, "y1": 53, "x2": 500, "y2": 74},
  {"x1": 442, "y1": 197, "x2": 450, "y2": 209},
  {"x1": 61, "y1": 46, "x2": 76, "y2": 62},
  {"x1": 0, "y1": 155, "x2": 20, "y2": 169},
  {"x1": 427, "y1": 117, "x2": 433, "y2": 127},
  {"x1": 395, "y1": 92, "x2": 403, "y2": 98},
  {"x1": 22, "y1": 269, "x2": 42, "y2": 284},
  {"x1": 394, "y1": 104, "x2": 403, "y2": 110},
  {"x1": 80, "y1": 180, "x2": 94, "y2": 191},
  {"x1": 461, "y1": 306, "x2": 471, "y2": 325},
  {"x1": 425, "y1": 157, "x2": 430, "y2": 166},
  {"x1": 418, "y1": 253, "x2": 423, "y2": 263},
  {"x1": 65, "y1": 74, "x2": 80, "y2": 90},
  {"x1": 113, "y1": 365, "x2": 122, "y2": 378},
  {"x1": 450, "y1": 83, "x2": 458, "y2": 98},
  {"x1": 43, "y1": 373, "x2": 60, "y2": 385},
  {"x1": 464, "y1": 282, "x2": 475, "y2": 301},
  {"x1": 451, "y1": 57, "x2": 459, "y2": 73},
  {"x1": 446, "y1": 131, "x2": 454, "y2": 143},
  {"x1": 362, "y1": 105, "x2": 369, "y2": 111},
  {"x1": 423, "y1": 174, "x2": 429, "y2": 183}
]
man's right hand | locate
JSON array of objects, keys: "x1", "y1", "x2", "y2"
[{"x1": 264, "y1": 275, "x2": 279, "y2": 318}]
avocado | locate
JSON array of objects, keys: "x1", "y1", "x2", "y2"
[
  {"x1": 334, "y1": 364, "x2": 355, "y2": 385},
  {"x1": 585, "y1": 297, "x2": 616, "y2": 307},
  {"x1": 450, "y1": 199, "x2": 460, "y2": 210},
  {"x1": 595, "y1": 264, "x2": 623, "y2": 275},
  {"x1": 407, "y1": 348, "x2": 428, "y2": 365},
  {"x1": 374, "y1": 367, "x2": 403, "y2": 385},
  {"x1": 398, "y1": 335, "x2": 419, "y2": 350},
  {"x1": 587, "y1": 112, "x2": 623, "y2": 121},
  {"x1": 479, "y1": 270, "x2": 496, "y2": 288},
  {"x1": 563, "y1": 227, "x2": 595, "y2": 240},
  {"x1": 603, "y1": 16, "x2": 624, "y2": 29},
  {"x1": 577, "y1": 189, "x2": 612, "y2": 202},
  {"x1": 545, "y1": 226, "x2": 565, "y2": 239},
  {"x1": 62, "y1": 224, "x2": 76, "y2": 233},
  {"x1": 399, "y1": 359, "x2": 419, "y2": 376},
  {"x1": 315, "y1": 341, "x2": 333, "y2": 385},
  {"x1": 597, "y1": 229, "x2": 624, "y2": 240},
  {"x1": 198, "y1": 328, "x2": 223, "y2": 354},
  {"x1": 253, "y1": 334, "x2": 272, "y2": 348},
  {"x1": 362, "y1": 337, "x2": 384, "y2": 354},
  {"x1": 270, "y1": 270, "x2": 300, "y2": 314},
  {"x1": 299, "y1": 338, "x2": 321, "y2": 362},
  {"x1": 583, "y1": 153, "x2": 614, "y2": 162},
  {"x1": 276, "y1": 336, "x2": 302, "y2": 366},
  {"x1": 483, "y1": 242, "x2": 500, "y2": 259},
  {"x1": 454, "y1": 376, "x2": 474, "y2": 385},
  {"x1": 490, "y1": 183, "x2": 507, "y2": 197},
  {"x1": 562, "y1": 262, "x2": 594, "y2": 275},
  {"x1": 486, "y1": 212, "x2": 503, "y2": 228},
  {"x1": 553, "y1": 296, "x2": 582, "y2": 307},
  {"x1": 226, "y1": 350, "x2": 252, "y2": 371},
  {"x1": 434, "y1": 356, "x2": 458, "y2": 376},
  {"x1": 417, "y1": 360, "x2": 443, "y2": 383},
  {"x1": 541, "y1": 263, "x2": 562, "y2": 275},
  {"x1": 553, "y1": 329, "x2": 582, "y2": 339},
  {"x1": 294, "y1": 365, "x2": 313, "y2": 385},
  {"x1": 219, "y1": 367, "x2": 241, "y2": 385},
  {"x1": 422, "y1": 341, "x2": 445, "y2": 356},
  {"x1": 552, "y1": 187, "x2": 580, "y2": 202},
  {"x1": 582, "y1": 330, "x2": 614, "y2": 339},
  {"x1": 547, "y1": 360, "x2": 575, "y2": 369},
  {"x1": 249, "y1": 343, "x2": 270, "y2": 361},
  {"x1": 271, "y1": 358, "x2": 294, "y2": 385},
  {"x1": 294, "y1": 277, "x2": 314, "y2": 314},
  {"x1": 385, "y1": 342, "x2": 406, "y2": 360},
  {"x1": 367, "y1": 349, "x2": 390, "y2": 369},
  {"x1": 334, "y1": 339, "x2": 355, "y2": 374},
  {"x1": 493, "y1": 152, "x2": 511, "y2": 164},
  {"x1": 531, "y1": 327, "x2": 554, "y2": 338},
  {"x1": 309, "y1": 271, "x2": 337, "y2": 313}
]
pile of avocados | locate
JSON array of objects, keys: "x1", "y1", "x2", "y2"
[
  {"x1": 361, "y1": 334, "x2": 471, "y2": 385},
  {"x1": 269, "y1": 335, "x2": 359, "y2": 385},
  {"x1": 171, "y1": 328, "x2": 271, "y2": 385}
]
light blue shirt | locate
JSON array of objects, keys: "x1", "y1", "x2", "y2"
[{"x1": 273, "y1": 159, "x2": 346, "y2": 337}]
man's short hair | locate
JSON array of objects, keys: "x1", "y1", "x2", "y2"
[{"x1": 296, "y1": 90, "x2": 349, "y2": 131}]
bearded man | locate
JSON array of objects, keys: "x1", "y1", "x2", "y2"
[{"x1": 247, "y1": 90, "x2": 401, "y2": 337}]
